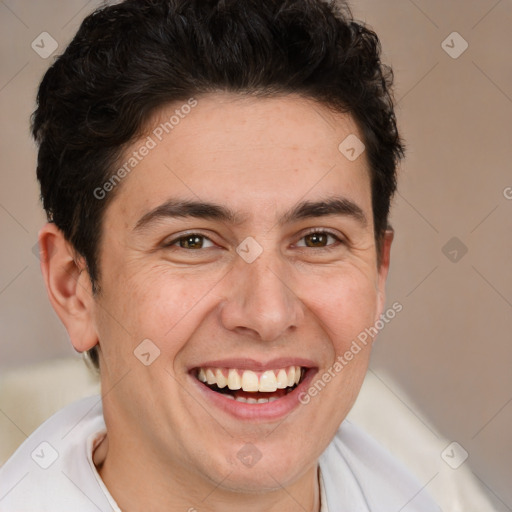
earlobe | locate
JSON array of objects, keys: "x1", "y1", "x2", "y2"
[{"x1": 38, "y1": 223, "x2": 98, "y2": 353}]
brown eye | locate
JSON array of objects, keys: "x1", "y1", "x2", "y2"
[
  {"x1": 304, "y1": 233, "x2": 329, "y2": 247},
  {"x1": 173, "y1": 234, "x2": 214, "y2": 249},
  {"x1": 296, "y1": 231, "x2": 340, "y2": 249}
]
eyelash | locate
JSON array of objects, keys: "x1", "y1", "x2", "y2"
[
  {"x1": 164, "y1": 229, "x2": 344, "y2": 250},
  {"x1": 295, "y1": 228, "x2": 344, "y2": 249},
  {"x1": 162, "y1": 231, "x2": 213, "y2": 249}
]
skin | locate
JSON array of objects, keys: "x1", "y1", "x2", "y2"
[{"x1": 39, "y1": 92, "x2": 392, "y2": 511}]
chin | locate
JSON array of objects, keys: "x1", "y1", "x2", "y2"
[
  {"x1": 216, "y1": 466, "x2": 306, "y2": 494},
  {"x1": 199, "y1": 443, "x2": 314, "y2": 493}
]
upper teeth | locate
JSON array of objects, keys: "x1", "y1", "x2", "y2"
[{"x1": 197, "y1": 366, "x2": 302, "y2": 392}]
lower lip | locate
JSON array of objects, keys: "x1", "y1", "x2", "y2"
[{"x1": 191, "y1": 369, "x2": 317, "y2": 422}]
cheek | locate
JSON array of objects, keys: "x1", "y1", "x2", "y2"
[
  {"x1": 102, "y1": 267, "x2": 222, "y2": 352},
  {"x1": 303, "y1": 269, "x2": 379, "y2": 352}
]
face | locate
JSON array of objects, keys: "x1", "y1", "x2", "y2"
[{"x1": 89, "y1": 93, "x2": 390, "y2": 492}]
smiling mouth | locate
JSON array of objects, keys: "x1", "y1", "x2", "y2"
[{"x1": 194, "y1": 366, "x2": 307, "y2": 403}]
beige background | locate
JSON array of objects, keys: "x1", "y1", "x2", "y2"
[{"x1": 1, "y1": 0, "x2": 511, "y2": 509}]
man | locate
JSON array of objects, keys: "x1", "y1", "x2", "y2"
[{"x1": 0, "y1": 1, "x2": 440, "y2": 510}]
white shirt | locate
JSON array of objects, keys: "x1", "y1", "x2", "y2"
[{"x1": 0, "y1": 396, "x2": 440, "y2": 511}]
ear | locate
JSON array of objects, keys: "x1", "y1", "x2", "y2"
[
  {"x1": 38, "y1": 223, "x2": 98, "y2": 353},
  {"x1": 375, "y1": 229, "x2": 394, "y2": 322}
]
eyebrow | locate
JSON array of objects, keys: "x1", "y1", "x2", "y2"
[
  {"x1": 133, "y1": 200, "x2": 244, "y2": 231},
  {"x1": 133, "y1": 196, "x2": 367, "y2": 232},
  {"x1": 282, "y1": 197, "x2": 367, "y2": 227}
]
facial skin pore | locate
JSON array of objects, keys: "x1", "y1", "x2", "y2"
[{"x1": 39, "y1": 93, "x2": 392, "y2": 512}]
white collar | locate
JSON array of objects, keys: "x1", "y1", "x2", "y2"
[{"x1": 87, "y1": 430, "x2": 122, "y2": 512}]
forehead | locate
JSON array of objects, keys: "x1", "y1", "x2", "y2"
[{"x1": 108, "y1": 93, "x2": 372, "y2": 227}]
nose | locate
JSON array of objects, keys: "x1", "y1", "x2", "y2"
[{"x1": 219, "y1": 254, "x2": 304, "y2": 342}]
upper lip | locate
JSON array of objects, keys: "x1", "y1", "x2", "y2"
[{"x1": 188, "y1": 357, "x2": 317, "y2": 371}]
